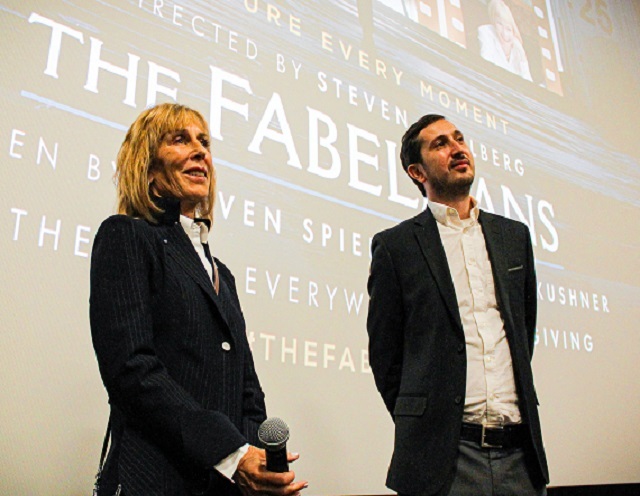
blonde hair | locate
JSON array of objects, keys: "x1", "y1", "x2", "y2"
[
  {"x1": 488, "y1": 0, "x2": 523, "y2": 44},
  {"x1": 116, "y1": 103, "x2": 215, "y2": 222}
]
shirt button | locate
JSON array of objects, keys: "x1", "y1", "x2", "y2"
[
  {"x1": 221, "y1": 342, "x2": 231, "y2": 351},
  {"x1": 457, "y1": 344, "x2": 464, "y2": 353},
  {"x1": 454, "y1": 396, "x2": 462, "y2": 404}
]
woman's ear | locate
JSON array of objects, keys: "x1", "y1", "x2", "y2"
[{"x1": 148, "y1": 167, "x2": 157, "y2": 186}]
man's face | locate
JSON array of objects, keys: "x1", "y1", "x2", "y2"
[{"x1": 410, "y1": 119, "x2": 475, "y2": 201}]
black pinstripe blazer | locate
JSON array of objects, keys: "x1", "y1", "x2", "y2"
[
  {"x1": 367, "y1": 208, "x2": 548, "y2": 495},
  {"x1": 90, "y1": 198, "x2": 265, "y2": 496}
]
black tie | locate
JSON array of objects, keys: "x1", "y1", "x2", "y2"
[
  {"x1": 202, "y1": 240, "x2": 214, "y2": 269},
  {"x1": 195, "y1": 218, "x2": 219, "y2": 294}
]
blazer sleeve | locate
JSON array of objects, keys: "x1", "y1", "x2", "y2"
[
  {"x1": 366, "y1": 233, "x2": 405, "y2": 417},
  {"x1": 90, "y1": 216, "x2": 247, "y2": 468},
  {"x1": 241, "y1": 349, "x2": 267, "y2": 445}
]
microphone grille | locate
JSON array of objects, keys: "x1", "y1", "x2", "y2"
[{"x1": 258, "y1": 417, "x2": 290, "y2": 447}]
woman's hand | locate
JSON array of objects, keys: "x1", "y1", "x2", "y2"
[{"x1": 234, "y1": 446, "x2": 307, "y2": 496}]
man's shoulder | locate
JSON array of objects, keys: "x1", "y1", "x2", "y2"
[
  {"x1": 480, "y1": 210, "x2": 523, "y2": 225},
  {"x1": 480, "y1": 210, "x2": 531, "y2": 235},
  {"x1": 375, "y1": 211, "x2": 427, "y2": 239}
]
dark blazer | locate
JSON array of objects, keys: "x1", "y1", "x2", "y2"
[
  {"x1": 90, "y1": 198, "x2": 266, "y2": 496},
  {"x1": 367, "y1": 207, "x2": 549, "y2": 495}
]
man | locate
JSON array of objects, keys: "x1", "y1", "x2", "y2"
[{"x1": 367, "y1": 115, "x2": 548, "y2": 495}]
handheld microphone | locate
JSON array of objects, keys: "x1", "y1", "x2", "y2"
[{"x1": 257, "y1": 417, "x2": 290, "y2": 473}]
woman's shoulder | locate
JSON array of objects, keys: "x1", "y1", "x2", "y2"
[
  {"x1": 98, "y1": 214, "x2": 156, "y2": 230},
  {"x1": 92, "y1": 215, "x2": 168, "y2": 265},
  {"x1": 95, "y1": 214, "x2": 160, "y2": 244},
  {"x1": 477, "y1": 24, "x2": 496, "y2": 41}
]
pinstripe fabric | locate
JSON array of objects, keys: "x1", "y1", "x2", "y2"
[{"x1": 90, "y1": 198, "x2": 265, "y2": 496}]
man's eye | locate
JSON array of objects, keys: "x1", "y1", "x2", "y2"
[
  {"x1": 173, "y1": 135, "x2": 185, "y2": 143},
  {"x1": 200, "y1": 138, "x2": 210, "y2": 148}
]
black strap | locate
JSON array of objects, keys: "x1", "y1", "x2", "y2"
[
  {"x1": 202, "y1": 241, "x2": 214, "y2": 269},
  {"x1": 93, "y1": 419, "x2": 111, "y2": 495},
  {"x1": 194, "y1": 218, "x2": 214, "y2": 270}
]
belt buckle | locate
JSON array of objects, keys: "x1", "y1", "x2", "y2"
[{"x1": 481, "y1": 424, "x2": 504, "y2": 448}]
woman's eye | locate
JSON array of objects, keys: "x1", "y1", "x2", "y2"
[{"x1": 200, "y1": 138, "x2": 210, "y2": 148}]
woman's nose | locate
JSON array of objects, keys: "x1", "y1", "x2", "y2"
[{"x1": 191, "y1": 138, "x2": 207, "y2": 157}]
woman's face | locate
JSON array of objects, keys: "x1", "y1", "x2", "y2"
[
  {"x1": 495, "y1": 16, "x2": 514, "y2": 44},
  {"x1": 150, "y1": 121, "x2": 213, "y2": 218}
]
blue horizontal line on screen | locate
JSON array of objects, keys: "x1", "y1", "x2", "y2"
[
  {"x1": 21, "y1": 91, "x2": 128, "y2": 131},
  {"x1": 19, "y1": 91, "x2": 564, "y2": 270},
  {"x1": 20, "y1": 91, "x2": 402, "y2": 223},
  {"x1": 215, "y1": 158, "x2": 402, "y2": 223},
  {"x1": 536, "y1": 260, "x2": 564, "y2": 270}
]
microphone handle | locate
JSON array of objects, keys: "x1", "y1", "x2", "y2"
[{"x1": 265, "y1": 444, "x2": 289, "y2": 473}]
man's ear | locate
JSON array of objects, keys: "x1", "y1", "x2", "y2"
[{"x1": 407, "y1": 163, "x2": 426, "y2": 184}]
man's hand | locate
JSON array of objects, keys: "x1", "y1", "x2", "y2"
[{"x1": 234, "y1": 445, "x2": 307, "y2": 496}]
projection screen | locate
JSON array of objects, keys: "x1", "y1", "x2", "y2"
[{"x1": 1, "y1": 0, "x2": 639, "y2": 493}]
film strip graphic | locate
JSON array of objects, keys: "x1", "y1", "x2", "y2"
[
  {"x1": 415, "y1": 0, "x2": 467, "y2": 48},
  {"x1": 408, "y1": 0, "x2": 563, "y2": 95},
  {"x1": 531, "y1": 0, "x2": 563, "y2": 95}
]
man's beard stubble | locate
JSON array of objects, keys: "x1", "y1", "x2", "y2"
[{"x1": 428, "y1": 173, "x2": 474, "y2": 202}]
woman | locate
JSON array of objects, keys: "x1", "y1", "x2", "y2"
[
  {"x1": 478, "y1": 0, "x2": 532, "y2": 81},
  {"x1": 90, "y1": 103, "x2": 306, "y2": 496}
]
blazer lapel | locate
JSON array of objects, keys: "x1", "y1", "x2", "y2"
[
  {"x1": 479, "y1": 212, "x2": 515, "y2": 332},
  {"x1": 413, "y1": 209, "x2": 464, "y2": 335},
  {"x1": 163, "y1": 226, "x2": 234, "y2": 336}
]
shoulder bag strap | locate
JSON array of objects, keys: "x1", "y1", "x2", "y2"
[{"x1": 92, "y1": 419, "x2": 111, "y2": 496}]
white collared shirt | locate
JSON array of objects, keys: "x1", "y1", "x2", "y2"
[{"x1": 429, "y1": 199, "x2": 521, "y2": 425}]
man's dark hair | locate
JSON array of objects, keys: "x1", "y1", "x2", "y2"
[{"x1": 400, "y1": 114, "x2": 445, "y2": 197}]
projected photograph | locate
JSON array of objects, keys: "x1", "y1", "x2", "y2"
[{"x1": 376, "y1": 0, "x2": 564, "y2": 94}]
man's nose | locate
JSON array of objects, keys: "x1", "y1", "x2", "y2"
[{"x1": 450, "y1": 140, "x2": 464, "y2": 154}]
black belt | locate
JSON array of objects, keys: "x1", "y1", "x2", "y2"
[{"x1": 460, "y1": 422, "x2": 527, "y2": 449}]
